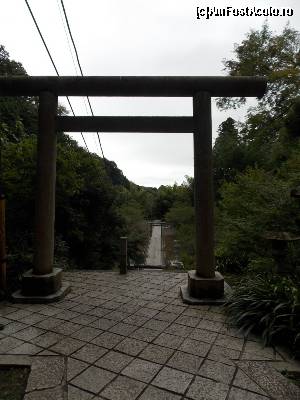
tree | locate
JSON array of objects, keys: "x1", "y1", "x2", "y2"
[
  {"x1": 215, "y1": 23, "x2": 300, "y2": 171},
  {"x1": 213, "y1": 117, "x2": 247, "y2": 191},
  {"x1": 217, "y1": 23, "x2": 300, "y2": 117},
  {"x1": 0, "y1": 45, "x2": 38, "y2": 142}
]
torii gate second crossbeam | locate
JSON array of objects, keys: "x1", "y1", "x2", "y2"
[{"x1": 0, "y1": 76, "x2": 267, "y2": 303}]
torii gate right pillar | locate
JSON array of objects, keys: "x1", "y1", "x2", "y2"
[{"x1": 181, "y1": 91, "x2": 224, "y2": 303}]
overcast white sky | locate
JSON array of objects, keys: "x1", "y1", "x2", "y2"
[{"x1": 1, "y1": 0, "x2": 299, "y2": 187}]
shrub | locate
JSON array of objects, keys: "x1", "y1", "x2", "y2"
[{"x1": 225, "y1": 272, "x2": 300, "y2": 357}]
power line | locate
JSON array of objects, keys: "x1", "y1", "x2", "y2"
[
  {"x1": 59, "y1": 0, "x2": 106, "y2": 161},
  {"x1": 24, "y1": 0, "x2": 89, "y2": 152}
]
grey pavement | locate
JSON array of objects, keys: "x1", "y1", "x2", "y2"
[
  {"x1": 145, "y1": 225, "x2": 162, "y2": 266},
  {"x1": 0, "y1": 270, "x2": 299, "y2": 399}
]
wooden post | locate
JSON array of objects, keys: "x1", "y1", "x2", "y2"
[
  {"x1": 0, "y1": 193, "x2": 6, "y2": 293},
  {"x1": 120, "y1": 237, "x2": 128, "y2": 274},
  {"x1": 193, "y1": 91, "x2": 215, "y2": 278},
  {"x1": 34, "y1": 91, "x2": 58, "y2": 275}
]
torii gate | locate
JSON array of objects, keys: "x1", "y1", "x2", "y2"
[{"x1": 0, "y1": 76, "x2": 266, "y2": 303}]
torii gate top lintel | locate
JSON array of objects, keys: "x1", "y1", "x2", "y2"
[{"x1": 0, "y1": 75, "x2": 267, "y2": 97}]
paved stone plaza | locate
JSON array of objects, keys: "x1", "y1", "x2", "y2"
[{"x1": 0, "y1": 270, "x2": 299, "y2": 399}]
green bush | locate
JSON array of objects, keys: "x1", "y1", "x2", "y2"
[{"x1": 226, "y1": 273, "x2": 300, "y2": 357}]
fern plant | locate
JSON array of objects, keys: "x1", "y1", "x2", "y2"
[{"x1": 225, "y1": 273, "x2": 300, "y2": 356}]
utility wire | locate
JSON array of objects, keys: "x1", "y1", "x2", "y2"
[
  {"x1": 59, "y1": 0, "x2": 106, "y2": 161},
  {"x1": 24, "y1": 0, "x2": 89, "y2": 151}
]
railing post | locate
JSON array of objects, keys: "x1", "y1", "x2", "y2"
[{"x1": 120, "y1": 236, "x2": 128, "y2": 274}]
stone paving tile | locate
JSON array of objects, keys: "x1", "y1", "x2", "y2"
[
  {"x1": 0, "y1": 316, "x2": 11, "y2": 326},
  {"x1": 24, "y1": 386, "x2": 65, "y2": 400},
  {"x1": 130, "y1": 327, "x2": 159, "y2": 343},
  {"x1": 72, "y1": 314, "x2": 99, "y2": 326},
  {"x1": 0, "y1": 336, "x2": 24, "y2": 352},
  {"x1": 219, "y1": 324, "x2": 245, "y2": 339},
  {"x1": 208, "y1": 344, "x2": 240, "y2": 365},
  {"x1": 109, "y1": 322, "x2": 137, "y2": 336},
  {"x1": 233, "y1": 369, "x2": 269, "y2": 396},
  {"x1": 12, "y1": 326, "x2": 45, "y2": 341},
  {"x1": 38, "y1": 349, "x2": 59, "y2": 356},
  {"x1": 100, "y1": 375, "x2": 146, "y2": 400},
  {"x1": 105, "y1": 310, "x2": 131, "y2": 322},
  {"x1": 154, "y1": 333, "x2": 184, "y2": 349},
  {"x1": 164, "y1": 323, "x2": 193, "y2": 338},
  {"x1": 35, "y1": 317, "x2": 62, "y2": 330},
  {"x1": 95, "y1": 350, "x2": 133, "y2": 373},
  {"x1": 36, "y1": 306, "x2": 62, "y2": 316},
  {"x1": 90, "y1": 317, "x2": 117, "y2": 330},
  {"x1": 55, "y1": 310, "x2": 81, "y2": 321},
  {"x1": 139, "y1": 385, "x2": 181, "y2": 400},
  {"x1": 237, "y1": 361, "x2": 300, "y2": 400},
  {"x1": 26, "y1": 356, "x2": 65, "y2": 391},
  {"x1": 71, "y1": 326, "x2": 103, "y2": 342},
  {"x1": 175, "y1": 315, "x2": 201, "y2": 327},
  {"x1": 198, "y1": 359, "x2": 236, "y2": 384},
  {"x1": 68, "y1": 384, "x2": 94, "y2": 399},
  {"x1": 155, "y1": 311, "x2": 178, "y2": 322},
  {"x1": 152, "y1": 366, "x2": 193, "y2": 394},
  {"x1": 31, "y1": 331, "x2": 63, "y2": 348},
  {"x1": 123, "y1": 314, "x2": 150, "y2": 327},
  {"x1": 67, "y1": 357, "x2": 90, "y2": 381},
  {"x1": 189, "y1": 328, "x2": 217, "y2": 344},
  {"x1": 51, "y1": 321, "x2": 83, "y2": 336},
  {"x1": 167, "y1": 350, "x2": 203, "y2": 374},
  {"x1": 228, "y1": 387, "x2": 270, "y2": 400},
  {"x1": 122, "y1": 358, "x2": 162, "y2": 383},
  {"x1": 92, "y1": 331, "x2": 125, "y2": 349},
  {"x1": 186, "y1": 375, "x2": 229, "y2": 400},
  {"x1": 179, "y1": 338, "x2": 211, "y2": 358},
  {"x1": 163, "y1": 304, "x2": 186, "y2": 315},
  {"x1": 197, "y1": 319, "x2": 224, "y2": 332},
  {"x1": 0, "y1": 305, "x2": 18, "y2": 316},
  {"x1": 215, "y1": 333, "x2": 244, "y2": 351},
  {"x1": 2, "y1": 321, "x2": 29, "y2": 335},
  {"x1": 183, "y1": 307, "x2": 208, "y2": 318},
  {"x1": 50, "y1": 337, "x2": 85, "y2": 356},
  {"x1": 8, "y1": 342, "x2": 42, "y2": 355},
  {"x1": 71, "y1": 304, "x2": 96, "y2": 313},
  {"x1": 139, "y1": 343, "x2": 175, "y2": 364},
  {"x1": 143, "y1": 318, "x2": 170, "y2": 332},
  {"x1": 19, "y1": 313, "x2": 48, "y2": 325},
  {"x1": 5, "y1": 309, "x2": 33, "y2": 321},
  {"x1": 146, "y1": 301, "x2": 168, "y2": 311},
  {"x1": 86, "y1": 307, "x2": 110, "y2": 318},
  {"x1": 71, "y1": 366, "x2": 116, "y2": 394},
  {"x1": 115, "y1": 337, "x2": 148, "y2": 356},
  {"x1": 72, "y1": 343, "x2": 108, "y2": 363},
  {"x1": 135, "y1": 307, "x2": 159, "y2": 318}
]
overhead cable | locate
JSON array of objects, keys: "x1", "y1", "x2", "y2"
[{"x1": 24, "y1": 0, "x2": 89, "y2": 151}]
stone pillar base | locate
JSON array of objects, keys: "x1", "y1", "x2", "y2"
[
  {"x1": 180, "y1": 270, "x2": 229, "y2": 305},
  {"x1": 11, "y1": 268, "x2": 70, "y2": 304}
]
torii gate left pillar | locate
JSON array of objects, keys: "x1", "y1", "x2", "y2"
[{"x1": 13, "y1": 91, "x2": 70, "y2": 302}]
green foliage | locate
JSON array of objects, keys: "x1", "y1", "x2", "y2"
[
  {"x1": 217, "y1": 23, "x2": 300, "y2": 116},
  {"x1": 226, "y1": 273, "x2": 300, "y2": 356},
  {"x1": 0, "y1": 45, "x2": 38, "y2": 141},
  {"x1": 117, "y1": 196, "x2": 148, "y2": 265},
  {"x1": 216, "y1": 167, "x2": 300, "y2": 271}
]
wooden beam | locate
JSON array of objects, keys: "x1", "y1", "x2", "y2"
[
  {"x1": 57, "y1": 116, "x2": 194, "y2": 133},
  {"x1": 0, "y1": 76, "x2": 267, "y2": 97}
]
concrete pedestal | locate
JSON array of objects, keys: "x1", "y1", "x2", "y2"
[
  {"x1": 181, "y1": 270, "x2": 229, "y2": 305},
  {"x1": 11, "y1": 268, "x2": 70, "y2": 304}
]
